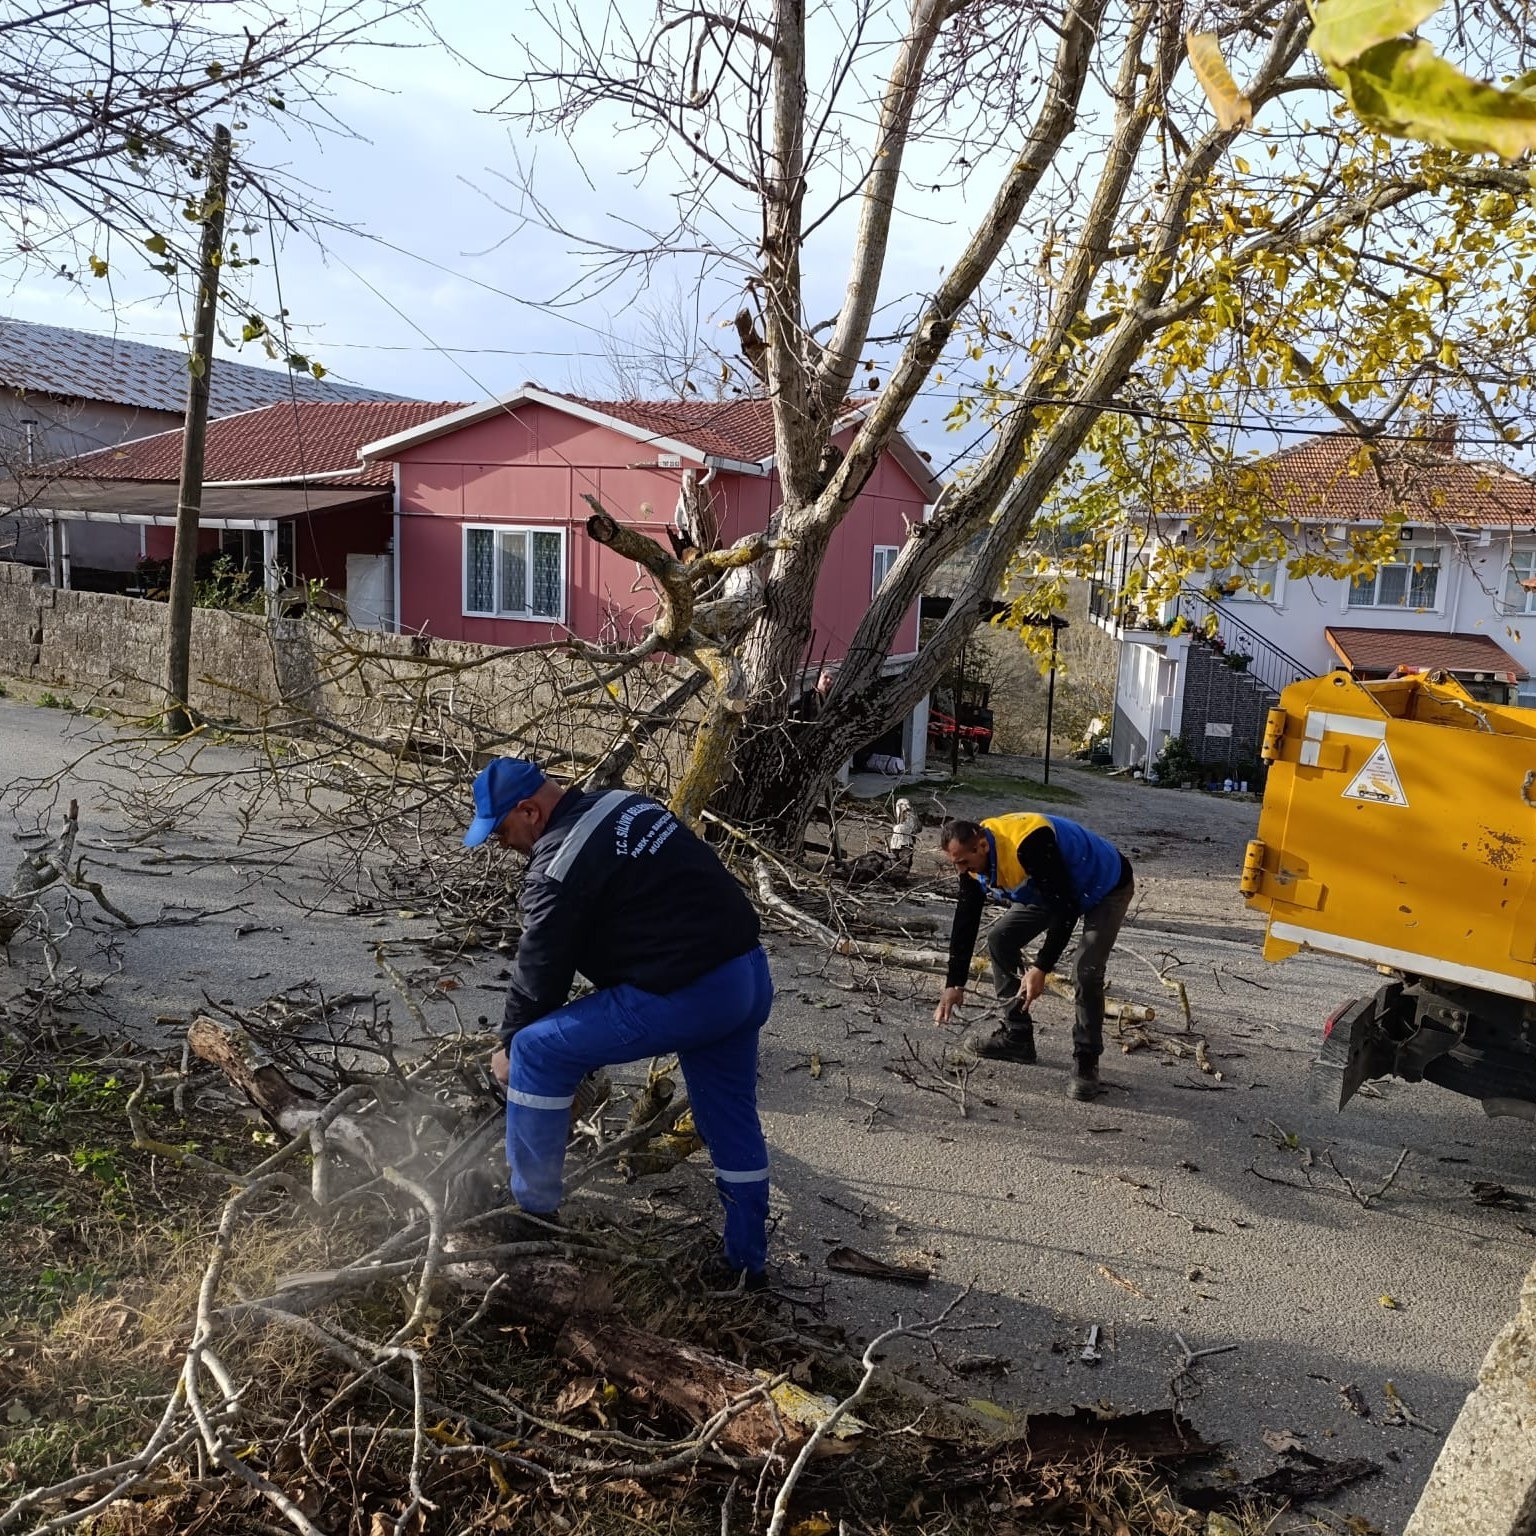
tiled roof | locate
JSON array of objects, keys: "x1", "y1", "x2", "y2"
[
  {"x1": 352, "y1": 385, "x2": 944, "y2": 498},
  {"x1": 1215, "y1": 432, "x2": 1536, "y2": 530},
  {"x1": 561, "y1": 394, "x2": 783, "y2": 463},
  {"x1": 60, "y1": 400, "x2": 469, "y2": 488},
  {"x1": 1325, "y1": 626, "x2": 1527, "y2": 679},
  {"x1": 0, "y1": 316, "x2": 407, "y2": 415}
]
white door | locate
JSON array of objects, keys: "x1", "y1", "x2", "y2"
[{"x1": 346, "y1": 553, "x2": 393, "y2": 630}]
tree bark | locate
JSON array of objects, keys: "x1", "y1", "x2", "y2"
[{"x1": 163, "y1": 124, "x2": 230, "y2": 737}]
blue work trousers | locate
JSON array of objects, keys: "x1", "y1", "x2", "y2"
[{"x1": 506, "y1": 946, "x2": 774, "y2": 1272}]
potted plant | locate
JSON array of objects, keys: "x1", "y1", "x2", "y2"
[{"x1": 1224, "y1": 651, "x2": 1252, "y2": 672}]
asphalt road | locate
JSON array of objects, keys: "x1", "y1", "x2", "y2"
[{"x1": 4, "y1": 696, "x2": 1533, "y2": 1533}]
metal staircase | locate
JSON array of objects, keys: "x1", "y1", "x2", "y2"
[{"x1": 1173, "y1": 587, "x2": 1313, "y2": 704}]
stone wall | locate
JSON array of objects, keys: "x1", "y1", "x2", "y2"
[
  {"x1": 0, "y1": 563, "x2": 693, "y2": 782},
  {"x1": 1, "y1": 560, "x2": 283, "y2": 716},
  {"x1": 1177, "y1": 641, "x2": 1276, "y2": 776}
]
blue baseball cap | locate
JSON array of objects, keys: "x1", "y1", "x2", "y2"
[{"x1": 464, "y1": 756, "x2": 546, "y2": 847}]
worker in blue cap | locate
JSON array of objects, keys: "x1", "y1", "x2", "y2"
[{"x1": 465, "y1": 756, "x2": 774, "y2": 1286}]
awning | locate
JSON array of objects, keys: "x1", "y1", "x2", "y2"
[
  {"x1": 0, "y1": 477, "x2": 387, "y2": 523},
  {"x1": 1325, "y1": 626, "x2": 1528, "y2": 681}
]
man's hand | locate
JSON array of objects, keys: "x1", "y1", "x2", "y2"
[
  {"x1": 934, "y1": 985, "x2": 966, "y2": 1024},
  {"x1": 491, "y1": 1047, "x2": 510, "y2": 1086},
  {"x1": 1022, "y1": 966, "x2": 1048, "y2": 1005}
]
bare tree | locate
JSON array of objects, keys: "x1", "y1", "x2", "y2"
[
  {"x1": 0, "y1": 0, "x2": 416, "y2": 345},
  {"x1": 479, "y1": 1, "x2": 1536, "y2": 845},
  {"x1": 593, "y1": 281, "x2": 734, "y2": 399}
]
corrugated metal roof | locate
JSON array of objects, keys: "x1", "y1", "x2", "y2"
[
  {"x1": 1324, "y1": 625, "x2": 1528, "y2": 679},
  {"x1": 0, "y1": 316, "x2": 407, "y2": 415},
  {"x1": 60, "y1": 400, "x2": 469, "y2": 488}
]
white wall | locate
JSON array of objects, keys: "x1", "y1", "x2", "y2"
[
  {"x1": 1113, "y1": 633, "x2": 1189, "y2": 764},
  {"x1": 1193, "y1": 525, "x2": 1536, "y2": 698}
]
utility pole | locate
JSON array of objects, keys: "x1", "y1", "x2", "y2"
[{"x1": 163, "y1": 123, "x2": 231, "y2": 736}]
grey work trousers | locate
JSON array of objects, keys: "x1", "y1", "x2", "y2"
[{"x1": 986, "y1": 877, "x2": 1135, "y2": 1061}]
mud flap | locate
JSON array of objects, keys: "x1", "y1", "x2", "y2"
[{"x1": 1334, "y1": 995, "x2": 1395, "y2": 1109}]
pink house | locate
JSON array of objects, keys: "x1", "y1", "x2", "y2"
[{"x1": 358, "y1": 387, "x2": 940, "y2": 675}]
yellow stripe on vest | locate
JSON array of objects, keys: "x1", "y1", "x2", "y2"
[{"x1": 979, "y1": 812, "x2": 1053, "y2": 894}]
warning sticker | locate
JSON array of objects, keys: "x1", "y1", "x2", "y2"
[{"x1": 1342, "y1": 741, "x2": 1409, "y2": 807}]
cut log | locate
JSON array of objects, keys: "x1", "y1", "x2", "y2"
[
  {"x1": 559, "y1": 1313, "x2": 799, "y2": 1457},
  {"x1": 187, "y1": 1014, "x2": 382, "y2": 1165},
  {"x1": 187, "y1": 1014, "x2": 309, "y2": 1120},
  {"x1": 440, "y1": 1250, "x2": 808, "y2": 1458}
]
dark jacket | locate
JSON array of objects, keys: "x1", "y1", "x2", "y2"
[{"x1": 500, "y1": 789, "x2": 761, "y2": 1042}]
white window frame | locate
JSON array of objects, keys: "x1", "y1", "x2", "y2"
[
  {"x1": 1506, "y1": 547, "x2": 1536, "y2": 616},
  {"x1": 1346, "y1": 543, "x2": 1442, "y2": 612},
  {"x1": 1209, "y1": 559, "x2": 1285, "y2": 606},
  {"x1": 462, "y1": 523, "x2": 567, "y2": 623},
  {"x1": 872, "y1": 544, "x2": 900, "y2": 599}
]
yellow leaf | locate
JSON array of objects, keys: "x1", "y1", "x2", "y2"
[
  {"x1": 88, "y1": 255, "x2": 108, "y2": 278},
  {"x1": 1309, "y1": 0, "x2": 1443, "y2": 70},
  {"x1": 759, "y1": 1375, "x2": 867, "y2": 1438},
  {"x1": 1233, "y1": 155, "x2": 1251, "y2": 174},
  {"x1": 1379, "y1": 1294, "x2": 1401, "y2": 1309},
  {"x1": 1187, "y1": 32, "x2": 1253, "y2": 131},
  {"x1": 789, "y1": 1522, "x2": 833, "y2": 1536}
]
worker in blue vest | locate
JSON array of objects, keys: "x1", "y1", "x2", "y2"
[
  {"x1": 466, "y1": 756, "x2": 774, "y2": 1286},
  {"x1": 934, "y1": 812, "x2": 1134, "y2": 1100}
]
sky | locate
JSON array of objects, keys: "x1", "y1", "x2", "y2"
[{"x1": 0, "y1": 0, "x2": 995, "y2": 459}]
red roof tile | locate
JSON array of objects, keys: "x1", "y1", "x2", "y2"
[
  {"x1": 1325, "y1": 626, "x2": 1527, "y2": 679},
  {"x1": 59, "y1": 400, "x2": 468, "y2": 488},
  {"x1": 560, "y1": 394, "x2": 783, "y2": 463},
  {"x1": 1218, "y1": 432, "x2": 1536, "y2": 530}
]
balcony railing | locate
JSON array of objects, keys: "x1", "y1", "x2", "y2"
[{"x1": 1087, "y1": 580, "x2": 1171, "y2": 630}]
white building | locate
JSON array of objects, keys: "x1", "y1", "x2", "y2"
[{"x1": 1090, "y1": 429, "x2": 1536, "y2": 773}]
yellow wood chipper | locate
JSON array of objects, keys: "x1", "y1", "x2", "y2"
[{"x1": 1243, "y1": 669, "x2": 1536, "y2": 1118}]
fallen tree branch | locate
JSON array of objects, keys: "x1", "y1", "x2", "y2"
[
  {"x1": 753, "y1": 859, "x2": 984, "y2": 975},
  {"x1": 764, "y1": 1287, "x2": 973, "y2": 1536}
]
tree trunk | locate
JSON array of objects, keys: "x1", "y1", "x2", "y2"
[{"x1": 163, "y1": 124, "x2": 230, "y2": 737}]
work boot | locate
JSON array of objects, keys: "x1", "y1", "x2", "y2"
[
  {"x1": 1068, "y1": 1054, "x2": 1103, "y2": 1101},
  {"x1": 699, "y1": 1253, "x2": 769, "y2": 1293},
  {"x1": 968, "y1": 1016, "x2": 1038, "y2": 1064}
]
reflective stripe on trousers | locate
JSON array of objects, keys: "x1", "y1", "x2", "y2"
[{"x1": 506, "y1": 946, "x2": 775, "y2": 1271}]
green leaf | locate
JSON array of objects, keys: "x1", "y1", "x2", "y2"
[
  {"x1": 143, "y1": 233, "x2": 168, "y2": 255},
  {"x1": 187, "y1": 354, "x2": 206, "y2": 378},
  {"x1": 1329, "y1": 38, "x2": 1536, "y2": 159},
  {"x1": 1309, "y1": 0, "x2": 1443, "y2": 69}
]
